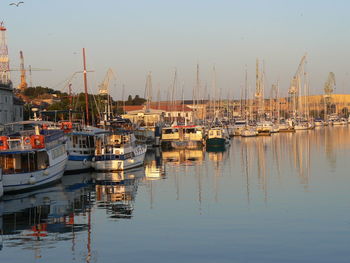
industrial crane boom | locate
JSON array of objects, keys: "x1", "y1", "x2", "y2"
[
  {"x1": 324, "y1": 72, "x2": 336, "y2": 96},
  {"x1": 99, "y1": 68, "x2": 116, "y2": 95}
]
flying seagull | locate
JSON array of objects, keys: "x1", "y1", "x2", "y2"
[{"x1": 9, "y1": 1, "x2": 24, "y2": 7}]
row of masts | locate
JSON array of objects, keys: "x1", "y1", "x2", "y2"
[{"x1": 68, "y1": 51, "x2": 334, "y2": 126}]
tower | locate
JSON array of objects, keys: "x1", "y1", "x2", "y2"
[{"x1": 0, "y1": 22, "x2": 10, "y2": 85}]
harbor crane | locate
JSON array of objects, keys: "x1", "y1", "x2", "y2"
[
  {"x1": 15, "y1": 50, "x2": 51, "y2": 90},
  {"x1": 99, "y1": 68, "x2": 117, "y2": 120},
  {"x1": 289, "y1": 54, "x2": 307, "y2": 118},
  {"x1": 323, "y1": 72, "x2": 336, "y2": 119}
]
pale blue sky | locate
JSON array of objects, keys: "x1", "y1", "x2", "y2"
[{"x1": 1, "y1": 0, "x2": 350, "y2": 99}]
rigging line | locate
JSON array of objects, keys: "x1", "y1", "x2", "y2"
[{"x1": 87, "y1": 84, "x2": 102, "y2": 120}]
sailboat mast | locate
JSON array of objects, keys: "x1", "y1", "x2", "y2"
[
  {"x1": 245, "y1": 68, "x2": 248, "y2": 121},
  {"x1": 83, "y1": 48, "x2": 89, "y2": 125},
  {"x1": 68, "y1": 83, "x2": 73, "y2": 121}
]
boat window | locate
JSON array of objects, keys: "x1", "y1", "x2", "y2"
[
  {"x1": 37, "y1": 151, "x2": 49, "y2": 170},
  {"x1": 0, "y1": 152, "x2": 50, "y2": 174},
  {"x1": 186, "y1": 128, "x2": 196, "y2": 134},
  {"x1": 52, "y1": 145, "x2": 66, "y2": 159},
  {"x1": 164, "y1": 129, "x2": 173, "y2": 134},
  {"x1": 216, "y1": 131, "x2": 221, "y2": 136},
  {"x1": 88, "y1": 136, "x2": 94, "y2": 148}
]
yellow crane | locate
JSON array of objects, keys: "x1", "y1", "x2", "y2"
[{"x1": 14, "y1": 50, "x2": 51, "y2": 91}]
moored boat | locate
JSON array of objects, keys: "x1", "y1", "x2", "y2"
[
  {"x1": 314, "y1": 118, "x2": 324, "y2": 127},
  {"x1": 93, "y1": 128, "x2": 147, "y2": 171},
  {"x1": 64, "y1": 122, "x2": 106, "y2": 173},
  {"x1": 241, "y1": 126, "x2": 258, "y2": 137},
  {"x1": 161, "y1": 125, "x2": 205, "y2": 150},
  {"x1": 206, "y1": 127, "x2": 230, "y2": 147},
  {"x1": 256, "y1": 121, "x2": 272, "y2": 136},
  {"x1": 233, "y1": 119, "x2": 247, "y2": 136},
  {"x1": 0, "y1": 121, "x2": 68, "y2": 193}
]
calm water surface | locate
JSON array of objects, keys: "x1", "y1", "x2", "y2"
[{"x1": 1, "y1": 126, "x2": 350, "y2": 263}]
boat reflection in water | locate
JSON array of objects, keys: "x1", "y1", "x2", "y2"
[
  {"x1": 93, "y1": 167, "x2": 145, "y2": 219},
  {"x1": 144, "y1": 150, "x2": 165, "y2": 180},
  {"x1": 0, "y1": 172, "x2": 94, "y2": 260},
  {"x1": 235, "y1": 127, "x2": 347, "y2": 202},
  {"x1": 161, "y1": 148, "x2": 205, "y2": 166}
]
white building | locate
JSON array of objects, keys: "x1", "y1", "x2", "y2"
[{"x1": 0, "y1": 83, "x2": 23, "y2": 125}]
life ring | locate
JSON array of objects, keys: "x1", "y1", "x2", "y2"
[
  {"x1": 24, "y1": 137, "x2": 31, "y2": 145},
  {"x1": 83, "y1": 158, "x2": 87, "y2": 165}
]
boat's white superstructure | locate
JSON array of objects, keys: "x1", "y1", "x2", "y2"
[{"x1": 161, "y1": 125, "x2": 205, "y2": 149}]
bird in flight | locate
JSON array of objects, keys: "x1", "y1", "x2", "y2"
[{"x1": 9, "y1": 1, "x2": 24, "y2": 7}]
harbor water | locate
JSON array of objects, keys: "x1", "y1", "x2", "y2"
[{"x1": 1, "y1": 126, "x2": 350, "y2": 263}]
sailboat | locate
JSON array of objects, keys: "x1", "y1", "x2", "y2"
[
  {"x1": 241, "y1": 69, "x2": 257, "y2": 137},
  {"x1": 65, "y1": 50, "x2": 107, "y2": 173},
  {"x1": 206, "y1": 66, "x2": 230, "y2": 148}
]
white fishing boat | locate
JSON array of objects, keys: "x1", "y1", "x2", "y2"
[
  {"x1": 233, "y1": 119, "x2": 247, "y2": 136},
  {"x1": 256, "y1": 121, "x2": 273, "y2": 135},
  {"x1": 64, "y1": 122, "x2": 106, "y2": 173},
  {"x1": 161, "y1": 125, "x2": 205, "y2": 149},
  {"x1": 0, "y1": 121, "x2": 68, "y2": 193},
  {"x1": 241, "y1": 126, "x2": 258, "y2": 137},
  {"x1": 93, "y1": 129, "x2": 147, "y2": 171}
]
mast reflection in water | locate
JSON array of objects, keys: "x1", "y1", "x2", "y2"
[{"x1": 1, "y1": 126, "x2": 350, "y2": 262}]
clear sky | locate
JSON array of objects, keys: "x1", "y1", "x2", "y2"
[{"x1": 1, "y1": 0, "x2": 350, "y2": 100}]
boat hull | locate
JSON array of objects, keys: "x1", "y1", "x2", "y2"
[
  {"x1": 241, "y1": 130, "x2": 257, "y2": 137},
  {"x1": 65, "y1": 155, "x2": 93, "y2": 173},
  {"x1": 3, "y1": 157, "x2": 67, "y2": 193},
  {"x1": 257, "y1": 131, "x2": 271, "y2": 136},
  {"x1": 94, "y1": 152, "x2": 146, "y2": 171},
  {"x1": 206, "y1": 138, "x2": 228, "y2": 147},
  {"x1": 0, "y1": 174, "x2": 4, "y2": 198}
]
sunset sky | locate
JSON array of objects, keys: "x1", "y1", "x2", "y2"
[{"x1": 1, "y1": 0, "x2": 349, "y2": 100}]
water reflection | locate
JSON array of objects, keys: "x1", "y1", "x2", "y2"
[
  {"x1": 161, "y1": 148, "x2": 205, "y2": 165},
  {"x1": 144, "y1": 149, "x2": 165, "y2": 180},
  {"x1": 1, "y1": 172, "x2": 94, "y2": 260},
  {"x1": 93, "y1": 169, "x2": 145, "y2": 220},
  {"x1": 1, "y1": 127, "x2": 350, "y2": 262}
]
